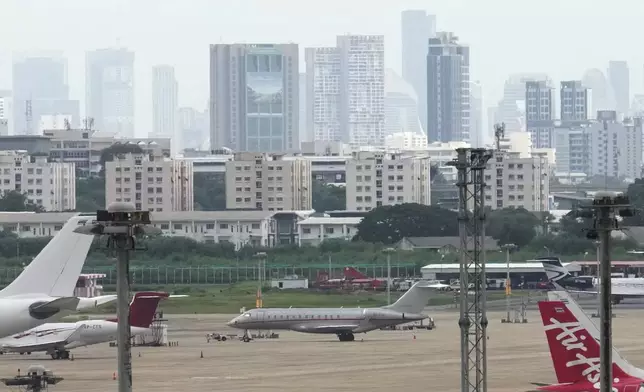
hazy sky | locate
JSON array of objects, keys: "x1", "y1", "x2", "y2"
[{"x1": 2, "y1": 0, "x2": 643, "y2": 133}]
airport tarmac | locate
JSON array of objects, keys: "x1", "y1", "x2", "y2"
[{"x1": 2, "y1": 310, "x2": 644, "y2": 392}]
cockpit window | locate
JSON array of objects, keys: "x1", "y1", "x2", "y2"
[{"x1": 243, "y1": 313, "x2": 251, "y2": 318}]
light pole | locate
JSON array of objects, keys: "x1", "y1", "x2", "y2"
[
  {"x1": 254, "y1": 252, "x2": 267, "y2": 308},
  {"x1": 383, "y1": 247, "x2": 395, "y2": 305},
  {"x1": 501, "y1": 243, "x2": 517, "y2": 323},
  {"x1": 543, "y1": 246, "x2": 550, "y2": 256},
  {"x1": 74, "y1": 203, "x2": 159, "y2": 392}
]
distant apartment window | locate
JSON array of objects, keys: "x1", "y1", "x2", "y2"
[
  {"x1": 220, "y1": 224, "x2": 228, "y2": 229},
  {"x1": 325, "y1": 227, "x2": 334, "y2": 234},
  {"x1": 252, "y1": 223, "x2": 260, "y2": 229},
  {"x1": 173, "y1": 224, "x2": 182, "y2": 230},
  {"x1": 206, "y1": 224, "x2": 215, "y2": 230}
]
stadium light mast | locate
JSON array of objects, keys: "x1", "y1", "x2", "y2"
[
  {"x1": 579, "y1": 192, "x2": 633, "y2": 392},
  {"x1": 74, "y1": 202, "x2": 159, "y2": 392},
  {"x1": 448, "y1": 147, "x2": 494, "y2": 392}
]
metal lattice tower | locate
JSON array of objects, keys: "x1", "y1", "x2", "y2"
[{"x1": 449, "y1": 147, "x2": 493, "y2": 392}]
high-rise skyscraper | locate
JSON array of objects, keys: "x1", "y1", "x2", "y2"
[
  {"x1": 495, "y1": 73, "x2": 548, "y2": 135},
  {"x1": 152, "y1": 65, "x2": 179, "y2": 152},
  {"x1": 401, "y1": 10, "x2": 436, "y2": 133},
  {"x1": 426, "y1": 32, "x2": 470, "y2": 143},
  {"x1": 469, "y1": 80, "x2": 483, "y2": 147},
  {"x1": 337, "y1": 35, "x2": 385, "y2": 147},
  {"x1": 385, "y1": 69, "x2": 423, "y2": 136},
  {"x1": 305, "y1": 35, "x2": 385, "y2": 147},
  {"x1": 12, "y1": 54, "x2": 79, "y2": 135},
  {"x1": 607, "y1": 61, "x2": 629, "y2": 116},
  {"x1": 209, "y1": 43, "x2": 299, "y2": 153},
  {"x1": 305, "y1": 47, "x2": 341, "y2": 143},
  {"x1": 525, "y1": 80, "x2": 555, "y2": 148},
  {"x1": 560, "y1": 81, "x2": 589, "y2": 124},
  {"x1": 582, "y1": 68, "x2": 615, "y2": 115},
  {"x1": 85, "y1": 48, "x2": 135, "y2": 137}
]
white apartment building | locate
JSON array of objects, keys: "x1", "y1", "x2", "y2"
[
  {"x1": 385, "y1": 132, "x2": 428, "y2": 150},
  {"x1": 225, "y1": 153, "x2": 312, "y2": 211},
  {"x1": 426, "y1": 141, "x2": 470, "y2": 182},
  {"x1": 589, "y1": 115, "x2": 642, "y2": 181},
  {"x1": 0, "y1": 211, "x2": 276, "y2": 249},
  {"x1": 0, "y1": 150, "x2": 75, "y2": 211},
  {"x1": 484, "y1": 151, "x2": 549, "y2": 211},
  {"x1": 105, "y1": 152, "x2": 194, "y2": 212},
  {"x1": 553, "y1": 112, "x2": 642, "y2": 181},
  {"x1": 43, "y1": 129, "x2": 171, "y2": 177},
  {"x1": 346, "y1": 151, "x2": 431, "y2": 211},
  {"x1": 297, "y1": 216, "x2": 362, "y2": 246}
]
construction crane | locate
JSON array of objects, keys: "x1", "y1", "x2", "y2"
[{"x1": 494, "y1": 122, "x2": 505, "y2": 151}]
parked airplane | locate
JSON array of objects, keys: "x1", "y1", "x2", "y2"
[
  {"x1": 0, "y1": 291, "x2": 168, "y2": 360},
  {"x1": 227, "y1": 281, "x2": 434, "y2": 341},
  {"x1": 539, "y1": 256, "x2": 644, "y2": 304},
  {"x1": 0, "y1": 214, "x2": 115, "y2": 339},
  {"x1": 533, "y1": 294, "x2": 644, "y2": 391}
]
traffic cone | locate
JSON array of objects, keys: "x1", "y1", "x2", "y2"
[
  {"x1": 200, "y1": 350, "x2": 203, "y2": 358},
  {"x1": 138, "y1": 352, "x2": 141, "y2": 358},
  {"x1": 112, "y1": 372, "x2": 116, "y2": 380},
  {"x1": 413, "y1": 334, "x2": 416, "y2": 340}
]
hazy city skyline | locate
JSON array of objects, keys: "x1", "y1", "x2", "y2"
[{"x1": 2, "y1": 0, "x2": 644, "y2": 138}]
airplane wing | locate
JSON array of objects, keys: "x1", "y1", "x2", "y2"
[
  {"x1": 290, "y1": 324, "x2": 360, "y2": 333},
  {"x1": 427, "y1": 283, "x2": 450, "y2": 289},
  {"x1": 566, "y1": 287, "x2": 644, "y2": 297},
  {"x1": 1, "y1": 325, "x2": 82, "y2": 353}
]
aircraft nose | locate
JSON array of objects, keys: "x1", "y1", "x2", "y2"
[{"x1": 227, "y1": 317, "x2": 239, "y2": 327}]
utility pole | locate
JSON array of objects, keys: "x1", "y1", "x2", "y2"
[
  {"x1": 592, "y1": 240, "x2": 601, "y2": 318},
  {"x1": 579, "y1": 192, "x2": 632, "y2": 392},
  {"x1": 500, "y1": 243, "x2": 516, "y2": 323},
  {"x1": 255, "y1": 252, "x2": 267, "y2": 308},
  {"x1": 448, "y1": 147, "x2": 494, "y2": 392},
  {"x1": 75, "y1": 203, "x2": 159, "y2": 392}
]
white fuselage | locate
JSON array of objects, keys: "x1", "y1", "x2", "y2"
[
  {"x1": 0, "y1": 296, "x2": 70, "y2": 339},
  {"x1": 0, "y1": 319, "x2": 149, "y2": 353}
]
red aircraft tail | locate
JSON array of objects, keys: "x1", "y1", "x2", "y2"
[
  {"x1": 106, "y1": 292, "x2": 169, "y2": 328},
  {"x1": 538, "y1": 301, "x2": 629, "y2": 385},
  {"x1": 343, "y1": 266, "x2": 368, "y2": 280}
]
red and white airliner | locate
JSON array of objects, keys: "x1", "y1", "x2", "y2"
[{"x1": 535, "y1": 292, "x2": 644, "y2": 392}]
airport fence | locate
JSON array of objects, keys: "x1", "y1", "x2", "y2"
[{"x1": 0, "y1": 263, "x2": 419, "y2": 287}]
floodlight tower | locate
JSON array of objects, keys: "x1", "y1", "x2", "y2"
[
  {"x1": 447, "y1": 147, "x2": 494, "y2": 392},
  {"x1": 578, "y1": 191, "x2": 633, "y2": 392},
  {"x1": 74, "y1": 203, "x2": 160, "y2": 392}
]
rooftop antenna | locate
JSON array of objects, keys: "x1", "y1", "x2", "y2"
[
  {"x1": 63, "y1": 118, "x2": 71, "y2": 131},
  {"x1": 494, "y1": 122, "x2": 505, "y2": 151}
]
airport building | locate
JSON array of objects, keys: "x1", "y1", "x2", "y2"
[
  {"x1": 297, "y1": 216, "x2": 363, "y2": 246},
  {"x1": 104, "y1": 151, "x2": 194, "y2": 212},
  {"x1": 0, "y1": 210, "x2": 311, "y2": 249},
  {"x1": 224, "y1": 152, "x2": 312, "y2": 211},
  {"x1": 0, "y1": 150, "x2": 75, "y2": 211}
]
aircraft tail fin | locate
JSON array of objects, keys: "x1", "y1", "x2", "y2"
[
  {"x1": 128, "y1": 292, "x2": 168, "y2": 328},
  {"x1": 538, "y1": 300, "x2": 633, "y2": 384},
  {"x1": 343, "y1": 266, "x2": 368, "y2": 280},
  {"x1": 537, "y1": 257, "x2": 570, "y2": 283},
  {"x1": 0, "y1": 215, "x2": 96, "y2": 298},
  {"x1": 382, "y1": 281, "x2": 433, "y2": 314}
]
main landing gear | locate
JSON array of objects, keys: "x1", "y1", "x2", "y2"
[
  {"x1": 241, "y1": 330, "x2": 251, "y2": 343},
  {"x1": 50, "y1": 350, "x2": 70, "y2": 360},
  {"x1": 337, "y1": 332, "x2": 355, "y2": 342}
]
